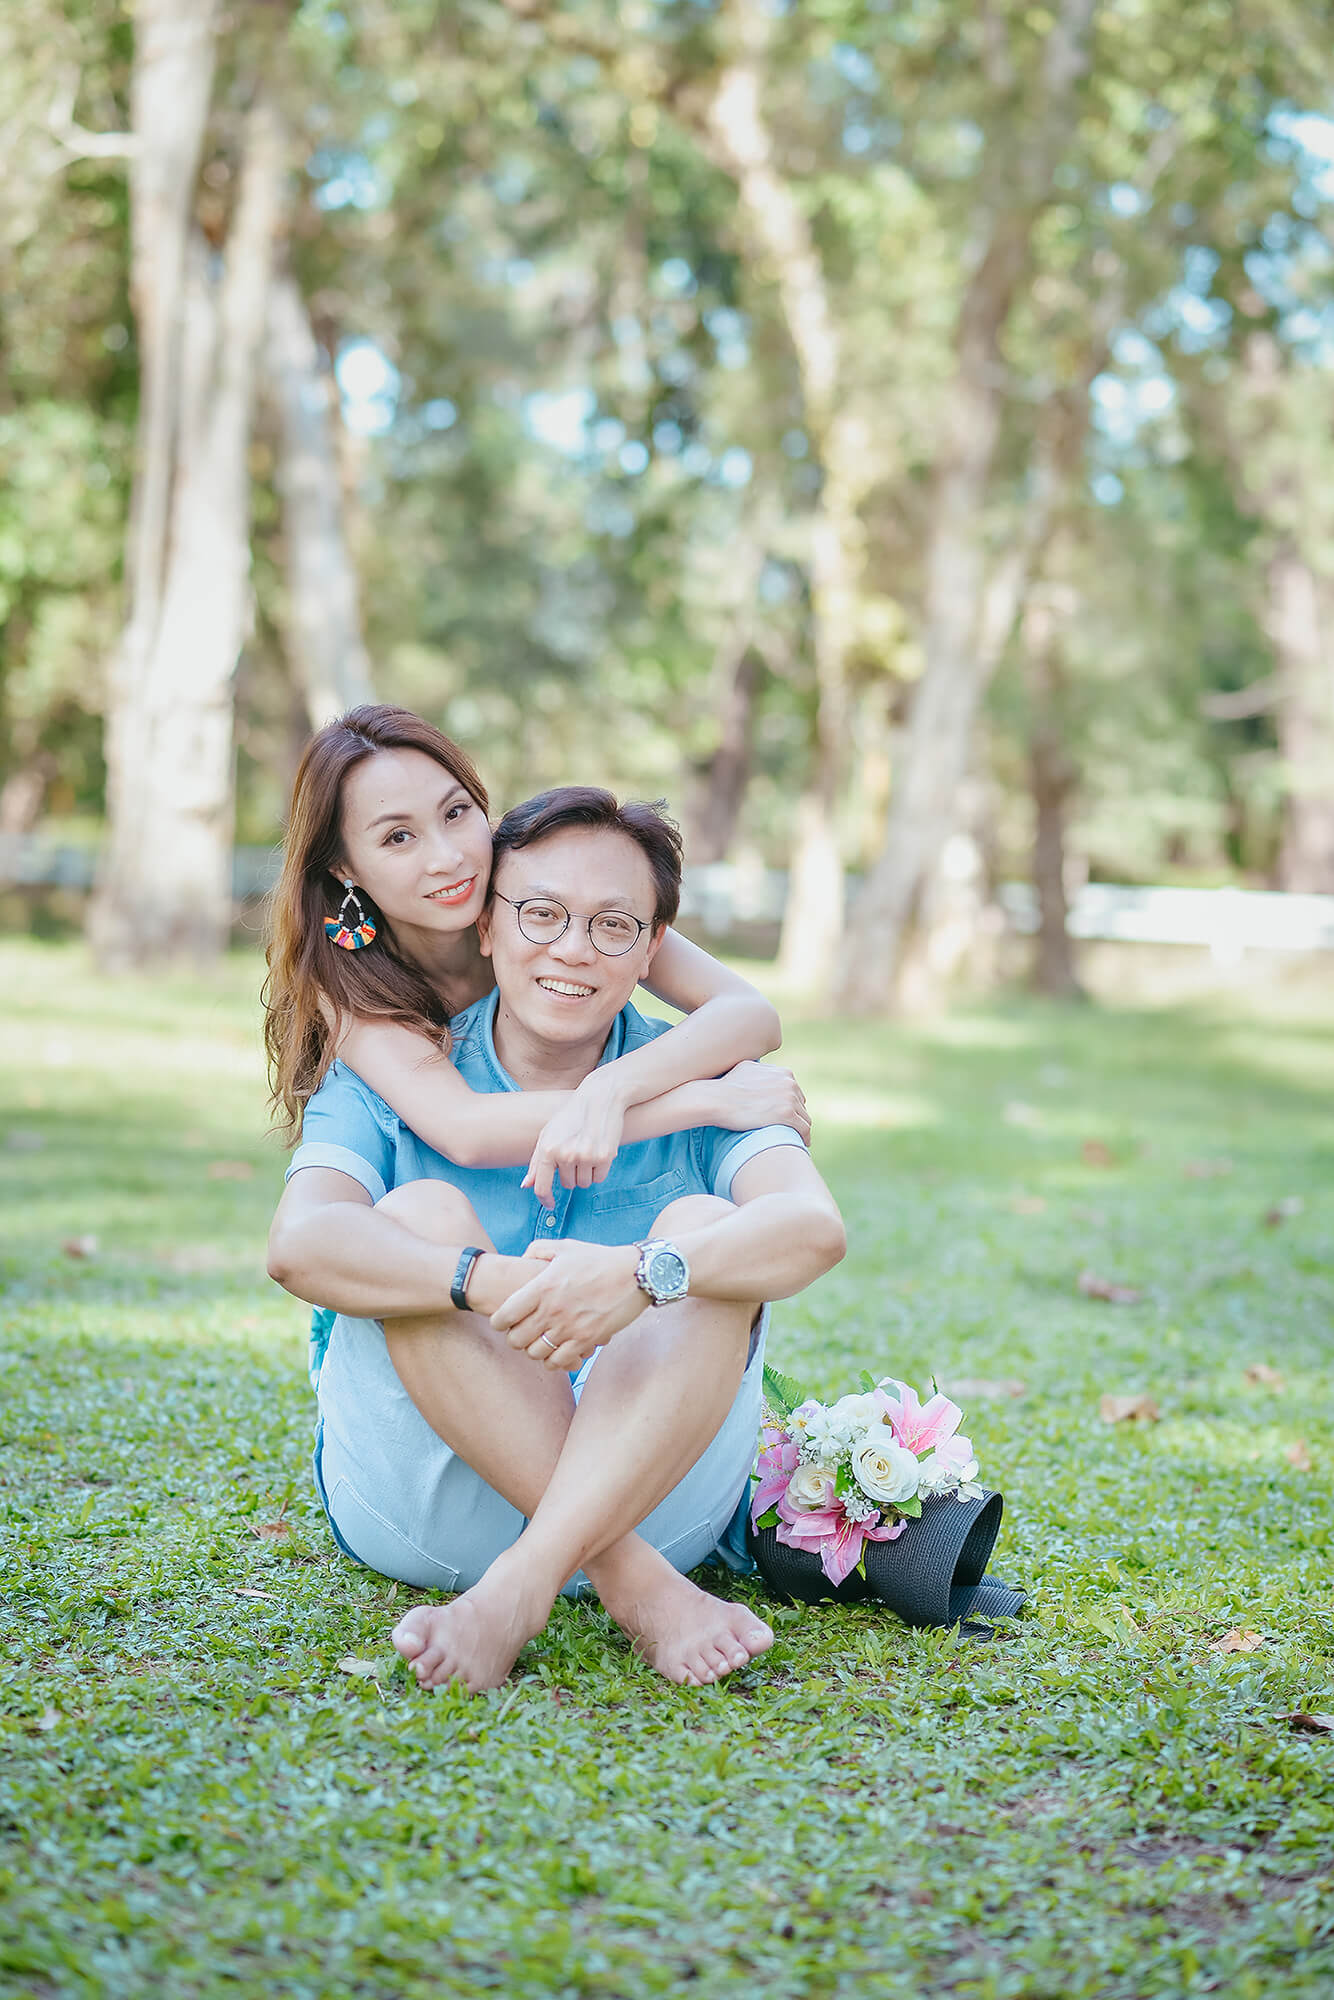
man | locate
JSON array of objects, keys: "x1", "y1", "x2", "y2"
[{"x1": 268, "y1": 788, "x2": 846, "y2": 1692}]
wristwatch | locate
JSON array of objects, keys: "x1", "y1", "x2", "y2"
[{"x1": 633, "y1": 1238, "x2": 690, "y2": 1307}]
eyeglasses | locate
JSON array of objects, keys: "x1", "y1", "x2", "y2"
[{"x1": 493, "y1": 892, "x2": 650, "y2": 957}]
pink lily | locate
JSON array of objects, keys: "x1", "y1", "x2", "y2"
[
  {"x1": 875, "y1": 1378, "x2": 964, "y2": 1455},
  {"x1": 750, "y1": 1431, "x2": 801, "y2": 1526},
  {"x1": 775, "y1": 1488, "x2": 904, "y2": 1586}
]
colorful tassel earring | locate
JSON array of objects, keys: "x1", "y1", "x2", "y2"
[{"x1": 325, "y1": 881, "x2": 377, "y2": 951}]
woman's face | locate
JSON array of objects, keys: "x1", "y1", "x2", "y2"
[{"x1": 333, "y1": 747, "x2": 492, "y2": 938}]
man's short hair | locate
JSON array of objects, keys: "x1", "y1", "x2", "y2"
[{"x1": 491, "y1": 787, "x2": 683, "y2": 928}]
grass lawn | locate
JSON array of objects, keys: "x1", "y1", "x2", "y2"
[{"x1": 2, "y1": 935, "x2": 1333, "y2": 1999}]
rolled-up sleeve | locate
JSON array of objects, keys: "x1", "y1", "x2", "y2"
[
  {"x1": 285, "y1": 1065, "x2": 396, "y2": 1204},
  {"x1": 702, "y1": 1124, "x2": 808, "y2": 1201}
]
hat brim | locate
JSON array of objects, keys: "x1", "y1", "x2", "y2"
[{"x1": 748, "y1": 1489, "x2": 1024, "y2": 1629}]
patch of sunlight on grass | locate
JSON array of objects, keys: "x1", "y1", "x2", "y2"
[
  {"x1": 810, "y1": 1086, "x2": 941, "y2": 1131},
  {"x1": 1151, "y1": 1416, "x2": 1319, "y2": 1473},
  {"x1": 918, "y1": 1013, "x2": 1041, "y2": 1051}
]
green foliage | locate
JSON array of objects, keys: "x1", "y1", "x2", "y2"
[
  {"x1": 3, "y1": 942, "x2": 1334, "y2": 1995},
  {"x1": 761, "y1": 1361, "x2": 809, "y2": 1420}
]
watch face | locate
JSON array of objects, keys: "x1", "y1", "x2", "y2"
[{"x1": 648, "y1": 1248, "x2": 688, "y2": 1297}]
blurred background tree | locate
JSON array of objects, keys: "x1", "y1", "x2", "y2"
[{"x1": 3, "y1": 0, "x2": 1333, "y2": 1003}]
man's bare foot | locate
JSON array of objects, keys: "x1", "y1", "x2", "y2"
[
  {"x1": 596, "y1": 1551, "x2": 773, "y2": 1686},
  {"x1": 391, "y1": 1555, "x2": 554, "y2": 1692}
]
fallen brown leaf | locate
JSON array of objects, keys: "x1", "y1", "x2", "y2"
[
  {"x1": 31, "y1": 1708, "x2": 60, "y2": 1733},
  {"x1": 1277, "y1": 1711, "x2": 1334, "y2": 1735},
  {"x1": 1243, "y1": 1363, "x2": 1285, "y2": 1390},
  {"x1": 1210, "y1": 1628, "x2": 1265, "y2": 1654},
  {"x1": 1184, "y1": 1157, "x2": 1233, "y2": 1179},
  {"x1": 1099, "y1": 1393, "x2": 1160, "y2": 1424},
  {"x1": 337, "y1": 1656, "x2": 381, "y2": 1680},
  {"x1": 1081, "y1": 1139, "x2": 1115, "y2": 1168},
  {"x1": 208, "y1": 1159, "x2": 255, "y2": 1181},
  {"x1": 1284, "y1": 1440, "x2": 1312, "y2": 1472},
  {"x1": 1080, "y1": 1271, "x2": 1143, "y2": 1305},
  {"x1": 943, "y1": 1377, "x2": 1028, "y2": 1402},
  {"x1": 1264, "y1": 1196, "x2": 1304, "y2": 1227},
  {"x1": 250, "y1": 1519, "x2": 291, "y2": 1540},
  {"x1": 61, "y1": 1235, "x2": 98, "y2": 1260},
  {"x1": 235, "y1": 1587, "x2": 276, "y2": 1601}
]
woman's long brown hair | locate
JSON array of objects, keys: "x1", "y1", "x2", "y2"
[{"x1": 263, "y1": 704, "x2": 489, "y2": 1144}]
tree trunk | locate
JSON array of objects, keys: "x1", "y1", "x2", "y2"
[
  {"x1": 91, "y1": 0, "x2": 218, "y2": 965},
  {"x1": 776, "y1": 791, "x2": 846, "y2": 990},
  {"x1": 1267, "y1": 546, "x2": 1334, "y2": 891},
  {"x1": 266, "y1": 271, "x2": 374, "y2": 728},
  {"x1": 700, "y1": 0, "x2": 873, "y2": 972},
  {"x1": 832, "y1": 0, "x2": 1097, "y2": 1013},
  {"x1": 90, "y1": 62, "x2": 287, "y2": 968},
  {"x1": 686, "y1": 645, "x2": 762, "y2": 864}
]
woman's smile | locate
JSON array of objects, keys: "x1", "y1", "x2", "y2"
[{"x1": 426, "y1": 875, "x2": 479, "y2": 907}]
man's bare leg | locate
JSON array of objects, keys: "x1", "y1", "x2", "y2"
[{"x1": 383, "y1": 1189, "x2": 773, "y2": 1691}]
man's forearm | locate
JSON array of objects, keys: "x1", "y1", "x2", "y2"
[
  {"x1": 675, "y1": 1193, "x2": 846, "y2": 1303},
  {"x1": 268, "y1": 1203, "x2": 540, "y2": 1319}
]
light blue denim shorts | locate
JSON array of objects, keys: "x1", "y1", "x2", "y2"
[{"x1": 311, "y1": 1307, "x2": 767, "y2": 1596}]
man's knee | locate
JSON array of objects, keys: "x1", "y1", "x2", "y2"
[
  {"x1": 376, "y1": 1178, "x2": 489, "y2": 1247},
  {"x1": 652, "y1": 1192, "x2": 735, "y2": 1236}
]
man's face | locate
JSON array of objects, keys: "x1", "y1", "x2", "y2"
[{"x1": 479, "y1": 826, "x2": 665, "y2": 1052}]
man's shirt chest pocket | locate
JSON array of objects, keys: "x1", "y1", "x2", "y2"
[{"x1": 582, "y1": 1169, "x2": 689, "y2": 1243}]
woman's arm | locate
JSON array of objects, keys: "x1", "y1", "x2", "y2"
[
  {"x1": 524, "y1": 930, "x2": 783, "y2": 1200},
  {"x1": 335, "y1": 939, "x2": 796, "y2": 1205}
]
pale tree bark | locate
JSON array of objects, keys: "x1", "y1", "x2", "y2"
[
  {"x1": 265, "y1": 271, "x2": 375, "y2": 728},
  {"x1": 695, "y1": 0, "x2": 872, "y2": 984},
  {"x1": 90, "y1": 23, "x2": 287, "y2": 969},
  {"x1": 1265, "y1": 548, "x2": 1334, "y2": 890},
  {"x1": 834, "y1": 0, "x2": 1098, "y2": 1013},
  {"x1": 1023, "y1": 585, "x2": 1084, "y2": 997},
  {"x1": 1221, "y1": 331, "x2": 1334, "y2": 893},
  {"x1": 91, "y1": 0, "x2": 218, "y2": 967}
]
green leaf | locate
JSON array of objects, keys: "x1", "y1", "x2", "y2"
[
  {"x1": 755, "y1": 1506, "x2": 779, "y2": 1531},
  {"x1": 898, "y1": 1496, "x2": 922, "y2": 1518},
  {"x1": 834, "y1": 1463, "x2": 851, "y2": 1496},
  {"x1": 762, "y1": 1364, "x2": 809, "y2": 1422},
  {"x1": 859, "y1": 1369, "x2": 878, "y2": 1395}
]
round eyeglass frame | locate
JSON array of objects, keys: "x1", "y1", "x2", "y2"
[{"x1": 492, "y1": 891, "x2": 649, "y2": 957}]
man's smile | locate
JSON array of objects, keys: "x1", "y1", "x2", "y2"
[{"x1": 537, "y1": 976, "x2": 597, "y2": 999}]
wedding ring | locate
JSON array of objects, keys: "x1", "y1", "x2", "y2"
[{"x1": 536, "y1": 1334, "x2": 557, "y2": 1354}]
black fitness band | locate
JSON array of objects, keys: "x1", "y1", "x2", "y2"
[{"x1": 450, "y1": 1246, "x2": 484, "y2": 1312}]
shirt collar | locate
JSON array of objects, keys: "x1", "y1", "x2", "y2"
[{"x1": 474, "y1": 986, "x2": 628, "y2": 1093}]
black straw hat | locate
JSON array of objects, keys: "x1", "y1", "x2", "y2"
[{"x1": 748, "y1": 1488, "x2": 1024, "y2": 1631}]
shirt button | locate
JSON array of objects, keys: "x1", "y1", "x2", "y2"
[{"x1": 542, "y1": 1212, "x2": 556, "y2": 1227}]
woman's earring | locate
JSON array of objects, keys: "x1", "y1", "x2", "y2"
[{"x1": 325, "y1": 881, "x2": 377, "y2": 951}]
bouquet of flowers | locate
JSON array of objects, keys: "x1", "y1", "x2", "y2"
[{"x1": 751, "y1": 1366, "x2": 984, "y2": 1587}]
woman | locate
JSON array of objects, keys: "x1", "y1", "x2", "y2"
[
  {"x1": 264, "y1": 706, "x2": 807, "y2": 1687},
  {"x1": 266, "y1": 705, "x2": 806, "y2": 1194}
]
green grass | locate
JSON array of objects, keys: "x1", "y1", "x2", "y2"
[{"x1": 2, "y1": 936, "x2": 1333, "y2": 1999}]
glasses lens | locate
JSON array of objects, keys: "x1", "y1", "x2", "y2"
[
  {"x1": 516, "y1": 900, "x2": 569, "y2": 943},
  {"x1": 589, "y1": 913, "x2": 642, "y2": 956}
]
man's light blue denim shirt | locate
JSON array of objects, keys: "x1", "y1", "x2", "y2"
[{"x1": 287, "y1": 989, "x2": 805, "y2": 1386}]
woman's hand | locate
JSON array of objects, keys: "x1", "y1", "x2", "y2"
[
  {"x1": 523, "y1": 1073, "x2": 629, "y2": 1210},
  {"x1": 711, "y1": 1062, "x2": 811, "y2": 1145},
  {"x1": 491, "y1": 1238, "x2": 646, "y2": 1370}
]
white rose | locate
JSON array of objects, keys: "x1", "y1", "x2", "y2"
[
  {"x1": 786, "y1": 1463, "x2": 836, "y2": 1512},
  {"x1": 851, "y1": 1423, "x2": 921, "y2": 1506},
  {"x1": 829, "y1": 1393, "x2": 881, "y2": 1432}
]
